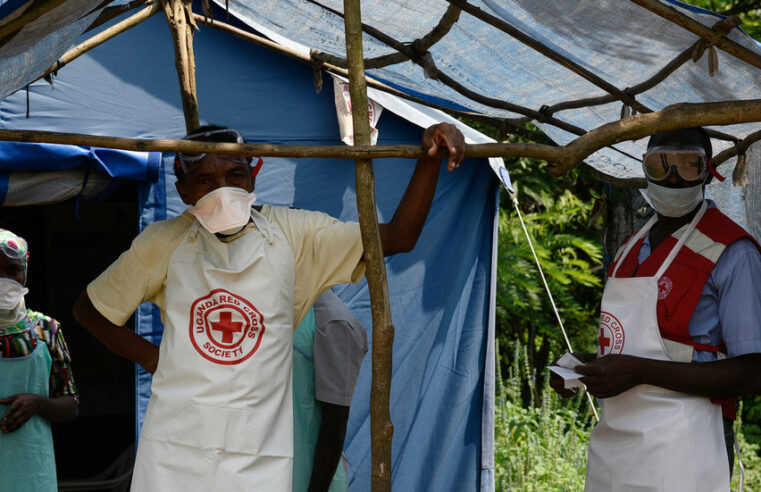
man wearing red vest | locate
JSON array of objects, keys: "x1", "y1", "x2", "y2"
[{"x1": 552, "y1": 127, "x2": 761, "y2": 491}]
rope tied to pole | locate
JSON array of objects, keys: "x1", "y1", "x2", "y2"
[
  {"x1": 732, "y1": 141, "x2": 749, "y2": 187},
  {"x1": 690, "y1": 16, "x2": 741, "y2": 77},
  {"x1": 619, "y1": 88, "x2": 637, "y2": 120}
]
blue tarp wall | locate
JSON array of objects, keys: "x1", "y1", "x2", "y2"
[{"x1": 0, "y1": 10, "x2": 499, "y2": 491}]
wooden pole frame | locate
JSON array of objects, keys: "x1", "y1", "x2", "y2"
[
  {"x1": 1, "y1": 98, "x2": 758, "y2": 170},
  {"x1": 343, "y1": 1, "x2": 394, "y2": 490},
  {"x1": 161, "y1": 0, "x2": 200, "y2": 132},
  {"x1": 628, "y1": 0, "x2": 761, "y2": 71}
]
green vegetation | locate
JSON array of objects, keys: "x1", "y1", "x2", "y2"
[
  {"x1": 495, "y1": 342, "x2": 593, "y2": 491},
  {"x1": 686, "y1": 0, "x2": 761, "y2": 38},
  {"x1": 496, "y1": 342, "x2": 761, "y2": 491}
]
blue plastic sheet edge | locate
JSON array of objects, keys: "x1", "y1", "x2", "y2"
[{"x1": 0, "y1": 142, "x2": 161, "y2": 182}]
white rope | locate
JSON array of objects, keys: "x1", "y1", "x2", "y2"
[
  {"x1": 735, "y1": 434, "x2": 744, "y2": 492},
  {"x1": 507, "y1": 189, "x2": 600, "y2": 422}
]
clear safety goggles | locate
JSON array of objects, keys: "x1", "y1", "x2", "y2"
[
  {"x1": 177, "y1": 128, "x2": 254, "y2": 171},
  {"x1": 0, "y1": 231, "x2": 27, "y2": 262},
  {"x1": 642, "y1": 145, "x2": 708, "y2": 183}
]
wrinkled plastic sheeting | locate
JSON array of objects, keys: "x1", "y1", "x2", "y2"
[
  {"x1": 217, "y1": 0, "x2": 761, "y2": 182},
  {"x1": 0, "y1": 0, "x2": 108, "y2": 101}
]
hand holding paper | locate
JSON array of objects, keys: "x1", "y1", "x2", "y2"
[{"x1": 549, "y1": 353, "x2": 585, "y2": 391}]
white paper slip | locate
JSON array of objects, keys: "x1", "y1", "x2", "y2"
[
  {"x1": 549, "y1": 353, "x2": 585, "y2": 390},
  {"x1": 556, "y1": 353, "x2": 584, "y2": 369}
]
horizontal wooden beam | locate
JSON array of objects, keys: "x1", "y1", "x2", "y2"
[{"x1": 1, "y1": 99, "x2": 759, "y2": 172}]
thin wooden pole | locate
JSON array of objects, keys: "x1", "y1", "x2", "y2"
[
  {"x1": 714, "y1": 129, "x2": 761, "y2": 167},
  {"x1": 628, "y1": 0, "x2": 761, "y2": 71},
  {"x1": 0, "y1": 128, "x2": 544, "y2": 159},
  {"x1": 37, "y1": 2, "x2": 162, "y2": 83},
  {"x1": 541, "y1": 16, "x2": 741, "y2": 116},
  {"x1": 161, "y1": 0, "x2": 200, "y2": 132},
  {"x1": 303, "y1": 0, "x2": 461, "y2": 70},
  {"x1": 444, "y1": 0, "x2": 651, "y2": 113},
  {"x1": 343, "y1": 1, "x2": 393, "y2": 490}
]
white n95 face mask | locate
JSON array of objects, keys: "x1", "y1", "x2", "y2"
[
  {"x1": 643, "y1": 182, "x2": 704, "y2": 218},
  {"x1": 188, "y1": 187, "x2": 256, "y2": 234},
  {"x1": 0, "y1": 277, "x2": 28, "y2": 311}
]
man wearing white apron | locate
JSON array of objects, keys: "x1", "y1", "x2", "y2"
[
  {"x1": 552, "y1": 127, "x2": 761, "y2": 491},
  {"x1": 73, "y1": 123, "x2": 465, "y2": 491}
]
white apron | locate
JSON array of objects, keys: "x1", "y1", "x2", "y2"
[
  {"x1": 132, "y1": 210, "x2": 296, "y2": 492},
  {"x1": 586, "y1": 201, "x2": 729, "y2": 492}
]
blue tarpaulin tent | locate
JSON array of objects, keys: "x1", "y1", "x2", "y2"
[{"x1": 0, "y1": 5, "x2": 501, "y2": 491}]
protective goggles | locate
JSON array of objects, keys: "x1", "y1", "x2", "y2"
[
  {"x1": 177, "y1": 128, "x2": 257, "y2": 172},
  {"x1": 0, "y1": 229, "x2": 28, "y2": 268},
  {"x1": 642, "y1": 145, "x2": 708, "y2": 183}
]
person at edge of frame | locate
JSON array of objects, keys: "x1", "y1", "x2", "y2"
[
  {"x1": 552, "y1": 127, "x2": 761, "y2": 492},
  {"x1": 0, "y1": 228, "x2": 79, "y2": 492}
]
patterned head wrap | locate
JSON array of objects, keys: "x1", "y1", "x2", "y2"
[{"x1": 0, "y1": 229, "x2": 29, "y2": 277}]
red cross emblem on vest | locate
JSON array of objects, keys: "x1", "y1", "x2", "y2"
[{"x1": 189, "y1": 289, "x2": 266, "y2": 365}]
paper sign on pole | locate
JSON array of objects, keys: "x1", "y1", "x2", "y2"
[{"x1": 333, "y1": 78, "x2": 383, "y2": 146}]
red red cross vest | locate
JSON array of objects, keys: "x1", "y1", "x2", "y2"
[{"x1": 609, "y1": 206, "x2": 761, "y2": 419}]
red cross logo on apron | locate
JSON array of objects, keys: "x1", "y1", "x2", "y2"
[
  {"x1": 598, "y1": 327, "x2": 611, "y2": 355},
  {"x1": 189, "y1": 289, "x2": 266, "y2": 365},
  {"x1": 598, "y1": 311, "x2": 625, "y2": 356},
  {"x1": 211, "y1": 312, "x2": 244, "y2": 344}
]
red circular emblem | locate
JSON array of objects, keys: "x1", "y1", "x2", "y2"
[
  {"x1": 188, "y1": 289, "x2": 265, "y2": 365},
  {"x1": 657, "y1": 276, "x2": 673, "y2": 300},
  {"x1": 598, "y1": 311, "x2": 625, "y2": 356}
]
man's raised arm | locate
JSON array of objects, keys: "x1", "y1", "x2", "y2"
[{"x1": 379, "y1": 122, "x2": 465, "y2": 256}]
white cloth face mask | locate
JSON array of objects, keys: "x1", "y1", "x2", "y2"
[
  {"x1": 643, "y1": 182, "x2": 704, "y2": 218},
  {"x1": 188, "y1": 187, "x2": 256, "y2": 234},
  {"x1": 0, "y1": 277, "x2": 28, "y2": 311}
]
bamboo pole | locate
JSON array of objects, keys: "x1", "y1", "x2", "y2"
[
  {"x1": 343, "y1": 1, "x2": 394, "y2": 490},
  {"x1": 161, "y1": 0, "x2": 200, "y2": 132},
  {"x1": 37, "y1": 2, "x2": 162, "y2": 83},
  {"x1": 1, "y1": 99, "x2": 759, "y2": 168},
  {"x1": 628, "y1": 0, "x2": 761, "y2": 71},
  {"x1": 0, "y1": 0, "x2": 68, "y2": 42}
]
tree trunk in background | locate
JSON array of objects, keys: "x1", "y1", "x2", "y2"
[{"x1": 603, "y1": 186, "x2": 637, "y2": 277}]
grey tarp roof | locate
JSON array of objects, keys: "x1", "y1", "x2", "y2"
[
  {"x1": 3, "y1": 0, "x2": 761, "y2": 186},
  {"x1": 218, "y1": 0, "x2": 761, "y2": 183},
  {"x1": 0, "y1": 0, "x2": 109, "y2": 101}
]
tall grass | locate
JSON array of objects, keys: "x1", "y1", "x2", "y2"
[
  {"x1": 495, "y1": 343, "x2": 593, "y2": 491},
  {"x1": 495, "y1": 342, "x2": 761, "y2": 491}
]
